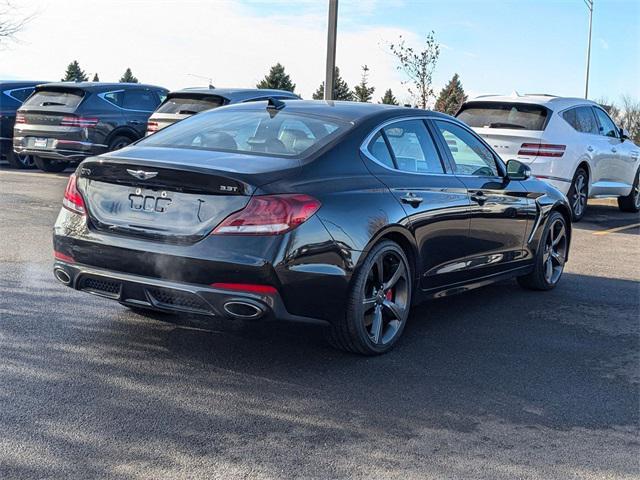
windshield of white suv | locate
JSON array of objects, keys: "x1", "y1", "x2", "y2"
[
  {"x1": 457, "y1": 102, "x2": 549, "y2": 131},
  {"x1": 139, "y1": 108, "x2": 347, "y2": 157}
]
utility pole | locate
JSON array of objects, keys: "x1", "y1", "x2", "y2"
[
  {"x1": 324, "y1": 0, "x2": 338, "y2": 100},
  {"x1": 584, "y1": 0, "x2": 593, "y2": 99}
]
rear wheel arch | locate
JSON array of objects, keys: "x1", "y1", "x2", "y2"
[
  {"x1": 359, "y1": 227, "x2": 418, "y2": 285},
  {"x1": 576, "y1": 161, "x2": 591, "y2": 192},
  {"x1": 105, "y1": 127, "x2": 139, "y2": 147}
]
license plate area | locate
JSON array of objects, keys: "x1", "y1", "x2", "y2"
[
  {"x1": 33, "y1": 138, "x2": 48, "y2": 148},
  {"x1": 128, "y1": 188, "x2": 172, "y2": 213}
]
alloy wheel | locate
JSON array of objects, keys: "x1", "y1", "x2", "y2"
[
  {"x1": 633, "y1": 182, "x2": 640, "y2": 209},
  {"x1": 16, "y1": 153, "x2": 35, "y2": 168},
  {"x1": 542, "y1": 218, "x2": 567, "y2": 285},
  {"x1": 362, "y1": 250, "x2": 410, "y2": 346},
  {"x1": 571, "y1": 173, "x2": 587, "y2": 218}
]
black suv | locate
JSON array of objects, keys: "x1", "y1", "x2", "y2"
[
  {"x1": 1, "y1": 80, "x2": 47, "y2": 168},
  {"x1": 14, "y1": 82, "x2": 168, "y2": 172}
]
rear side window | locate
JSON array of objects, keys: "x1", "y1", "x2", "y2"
[
  {"x1": 4, "y1": 87, "x2": 35, "y2": 103},
  {"x1": 367, "y1": 132, "x2": 395, "y2": 168},
  {"x1": 562, "y1": 106, "x2": 598, "y2": 134},
  {"x1": 138, "y1": 109, "x2": 348, "y2": 158},
  {"x1": 156, "y1": 95, "x2": 224, "y2": 114},
  {"x1": 593, "y1": 107, "x2": 619, "y2": 138},
  {"x1": 21, "y1": 89, "x2": 84, "y2": 109},
  {"x1": 457, "y1": 103, "x2": 548, "y2": 131},
  {"x1": 383, "y1": 120, "x2": 443, "y2": 174},
  {"x1": 123, "y1": 90, "x2": 159, "y2": 111}
]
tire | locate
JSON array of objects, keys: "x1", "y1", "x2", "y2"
[
  {"x1": 6, "y1": 151, "x2": 35, "y2": 169},
  {"x1": 517, "y1": 211, "x2": 568, "y2": 291},
  {"x1": 567, "y1": 167, "x2": 588, "y2": 222},
  {"x1": 108, "y1": 135, "x2": 133, "y2": 152},
  {"x1": 617, "y1": 169, "x2": 640, "y2": 213},
  {"x1": 326, "y1": 240, "x2": 412, "y2": 355},
  {"x1": 33, "y1": 156, "x2": 69, "y2": 173}
]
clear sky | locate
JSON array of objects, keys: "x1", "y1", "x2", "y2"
[{"x1": 1, "y1": 0, "x2": 638, "y2": 105}]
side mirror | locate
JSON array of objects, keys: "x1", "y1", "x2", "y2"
[
  {"x1": 620, "y1": 127, "x2": 630, "y2": 140},
  {"x1": 506, "y1": 159, "x2": 531, "y2": 180}
]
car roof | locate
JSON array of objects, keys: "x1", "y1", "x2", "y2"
[
  {"x1": 0, "y1": 80, "x2": 49, "y2": 88},
  {"x1": 465, "y1": 94, "x2": 598, "y2": 110},
  {"x1": 217, "y1": 99, "x2": 453, "y2": 123},
  {"x1": 169, "y1": 87, "x2": 300, "y2": 102},
  {"x1": 34, "y1": 82, "x2": 168, "y2": 92}
]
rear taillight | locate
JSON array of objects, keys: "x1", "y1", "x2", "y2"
[
  {"x1": 15, "y1": 113, "x2": 26, "y2": 124},
  {"x1": 147, "y1": 121, "x2": 159, "y2": 134},
  {"x1": 60, "y1": 116, "x2": 99, "y2": 128},
  {"x1": 518, "y1": 143, "x2": 566, "y2": 157},
  {"x1": 212, "y1": 194, "x2": 321, "y2": 235},
  {"x1": 62, "y1": 174, "x2": 86, "y2": 215}
]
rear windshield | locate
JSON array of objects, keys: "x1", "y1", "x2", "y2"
[
  {"x1": 457, "y1": 102, "x2": 549, "y2": 131},
  {"x1": 139, "y1": 109, "x2": 348, "y2": 157},
  {"x1": 21, "y1": 89, "x2": 84, "y2": 109},
  {"x1": 156, "y1": 95, "x2": 224, "y2": 114}
]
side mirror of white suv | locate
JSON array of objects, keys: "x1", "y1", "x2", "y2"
[{"x1": 620, "y1": 127, "x2": 631, "y2": 141}]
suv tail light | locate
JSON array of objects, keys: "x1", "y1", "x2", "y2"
[
  {"x1": 147, "y1": 121, "x2": 159, "y2": 134},
  {"x1": 212, "y1": 194, "x2": 321, "y2": 235},
  {"x1": 15, "y1": 113, "x2": 26, "y2": 124},
  {"x1": 518, "y1": 143, "x2": 566, "y2": 157},
  {"x1": 60, "y1": 116, "x2": 99, "y2": 128},
  {"x1": 62, "y1": 174, "x2": 86, "y2": 215}
]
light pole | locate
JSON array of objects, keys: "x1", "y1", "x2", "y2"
[
  {"x1": 324, "y1": 0, "x2": 338, "y2": 100},
  {"x1": 584, "y1": 0, "x2": 593, "y2": 99}
]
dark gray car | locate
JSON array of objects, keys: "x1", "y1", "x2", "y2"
[{"x1": 146, "y1": 87, "x2": 300, "y2": 135}]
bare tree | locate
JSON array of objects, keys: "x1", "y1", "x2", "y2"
[
  {"x1": 597, "y1": 96, "x2": 640, "y2": 144},
  {"x1": 0, "y1": 1, "x2": 35, "y2": 48},
  {"x1": 388, "y1": 32, "x2": 440, "y2": 109}
]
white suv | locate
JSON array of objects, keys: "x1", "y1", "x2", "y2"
[{"x1": 457, "y1": 95, "x2": 640, "y2": 220}]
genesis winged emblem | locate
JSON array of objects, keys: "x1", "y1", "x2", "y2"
[{"x1": 126, "y1": 169, "x2": 158, "y2": 180}]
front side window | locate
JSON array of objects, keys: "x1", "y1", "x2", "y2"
[
  {"x1": 383, "y1": 120, "x2": 443, "y2": 174},
  {"x1": 139, "y1": 109, "x2": 348, "y2": 158},
  {"x1": 435, "y1": 120, "x2": 499, "y2": 176},
  {"x1": 123, "y1": 90, "x2": 159, "y2": 111},
  {"x1": 593, "y1": 107, "x2": 619, "y2": 138}
]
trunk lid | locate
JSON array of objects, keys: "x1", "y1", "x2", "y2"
[
  {"x1": 472, "y1": 127, "x2": 545, "y2": 162},
  {"x1": 77, "y1": 146, "x2": 299, "y2": 243}
]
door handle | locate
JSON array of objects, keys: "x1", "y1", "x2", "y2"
[
  {"x1": 587, "y1": 145, "x2": 594, "y2": 152},
  {"x1": 470, "y1": 191, "x2": 486, "y2": 205},
  {"x1": 400, "y1": 193, "x2": 423, "y2": 207},
  {"x1": 128, "y1": 120, "x2": 143, "y2": 125}
]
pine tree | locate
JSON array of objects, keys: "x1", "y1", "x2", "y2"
[
  {"x1": 312, "y1": 67, "x2": 353, "y2": 101},
  {"x1": 92, "y1": 73, "x2": 100, "y2": 82},
  {"x1": 434, "y1": 73, "x2": 467, "y2": 115},
  {"x1": 256, "y1": 63, "x2": 296, "y2": 92},
  {"x1": 61, "y1": 60, "x2": 88, "y2": 82},
  {"x1": 353, "y1": 65, "x2": 375, "y2": 103},
  {"x1": 120, "y1": 68, "x2": 139, "y2": 83},
  {"x1": 380, "y1": 89, "x2": 398, "y2": 105}
]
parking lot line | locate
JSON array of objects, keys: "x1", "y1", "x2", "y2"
[{"x1": 592, "y1": 222, "x2": 640, "y2": 236}]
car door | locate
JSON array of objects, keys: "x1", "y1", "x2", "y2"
[
  {"x1": 122, "y1": 88, "x2": 162, "y2": 137},
  {"x1": 432, "y1": 119, "x2": 532, "y2": 277},
  {"x1": 361, "y1": 118, "x2": 472, "y2": 290},
  {"x1": 592, "y1": 106, "x2": 630, "y2": 186}
]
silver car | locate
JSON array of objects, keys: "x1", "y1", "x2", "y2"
[{"x1": 146, "y1": 87, "x2": 300, "y2": 135}]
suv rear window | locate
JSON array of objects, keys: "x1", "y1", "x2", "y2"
[
  {"x1": 21, "y1": 89, "x2": 84, "y2": 109},
  {"x1": 457, "y1": 102, "x2": 549, "y2": 131},
  {"x1": 139, "y1": 109, "x2": 347, "y2": 157},
  {"x1": 156, "y1": 95, "x2": 224, "y2": 114}
]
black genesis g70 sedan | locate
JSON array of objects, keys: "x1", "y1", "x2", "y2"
[{"x1": 53, "y1": 99, "x2": 572, "y2": 355}]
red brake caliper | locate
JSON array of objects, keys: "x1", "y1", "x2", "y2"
[{"x1": 385, "y1": 289, "x2": 394, "y2": 301}]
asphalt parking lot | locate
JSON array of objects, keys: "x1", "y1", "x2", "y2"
[{"x1": 0, "y1": 167, "x2": 638, "y2": 480}]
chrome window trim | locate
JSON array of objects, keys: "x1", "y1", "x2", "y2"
[{"x1": 359, "y1": 115, "x2": 451, "y2": 177}]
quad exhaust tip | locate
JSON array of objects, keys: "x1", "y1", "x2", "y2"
[
  {"x1": 54, "y1": 268, "x2": 71, "y2": 285},
  {"x1": 223, "y1": 300, "x2": 264, "y2": 319}
]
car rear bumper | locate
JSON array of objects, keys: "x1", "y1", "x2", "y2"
[
  {"x1": 54, "y1": 260, "x2": 329, "y2": 325},
  {"x1": 13, "y1": 136, "x2": 107, "y2": 162}
]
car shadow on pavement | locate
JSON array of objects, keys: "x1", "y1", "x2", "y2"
[
  {"x1": 1, "y1": 265, "x2": 638, "y2": 479},
  {"x1": 573, "y1": 203, "x2": 640, "y2": 234}
]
